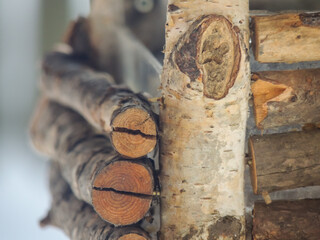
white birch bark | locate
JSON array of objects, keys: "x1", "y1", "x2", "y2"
[{"x1": 160, "y1": 0, "x2": 250, "y2": 239}]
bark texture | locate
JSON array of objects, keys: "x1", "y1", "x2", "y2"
[
  {"x1": 252, "y1": 12, "x2": 320, "y2": 63},
  {"x1": 42, "y1": 162, "x2": 150, "y2": 240},
  {"x1": 249, "y1": 130, "x2": 320, "y2": 194},
  {"x1": 253, "y1": 199, "x2": 320, "y2": 240},
  {"x1": 30, "y1": 99, "x2": 154, "y2": 226},
  {"x1": 160, "y1": 0, "x2": 250, "y2": 239},
  {"x1": 251, "y1": 69, "x2": 320, "y2": 129},
  {"x1": 41, "y1": 52, "x2": 157, "y2": 158}
]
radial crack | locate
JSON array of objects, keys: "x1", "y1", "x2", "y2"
[
  {"x1": 92, "y1": 186, "x2": 153, "y2": 199},
  {"x1": 112, "y1": 127, "x2": 156, "y2": 139}
]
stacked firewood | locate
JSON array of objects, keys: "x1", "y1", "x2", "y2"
[
  {"x1": 248, "y1": 11, "x2": 320, "y2": 239},
  {"x1": 30, "y1": 14, "x2": 160, "y2": 240}
]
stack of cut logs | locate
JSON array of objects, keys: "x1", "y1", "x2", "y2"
[
  {"x1": 30, "y1": 18, "x2": 159, "y2": 240},
  {"x1": 29, "y1": 3, "x2": 320, "y2": 239},
  {"x1": 248, "y1": 12, "x2": 320, "y2": 239}
]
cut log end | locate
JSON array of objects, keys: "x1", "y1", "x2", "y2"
[
  {"x1": 92, "y1": 161, "x2": 154, "y2": 226},
  {"x1": 118, "y1": 234, "x2": 148, "y2": 240},
  {"x1": 111, "y1": 108, "x2": 157, "y2": 158}
]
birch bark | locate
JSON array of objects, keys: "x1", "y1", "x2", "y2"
[{"x1": 160, "y1": 1, "x2": 250, "y2": 239}]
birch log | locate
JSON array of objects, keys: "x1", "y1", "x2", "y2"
[
  {"x1": 30, "y1": 99, "x2": 154, "y2": 226},
  {"x1": 251, "y1": 12, "x2": 320, "y2": 63},
  {"x1": 249, "y1": 130, "x2": 320, "y2": 195},
  {"x1": 251, "y1": 69, "x2": 320, "y2": 129},
  {"x1": 253, "y1": 200, "x2": 320, "y2": 240},
  {"x1": 42, "y1": 162, "x2": 150, "y2": 240},
  {"x1": 41, "y1": 52, "x2": 158, "y2": 158},
  {"x1": 160, "y1": 0, "x2": 250, "y2": 239}
]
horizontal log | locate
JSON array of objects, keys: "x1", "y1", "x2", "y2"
[
  {"x1": 63, "y1": 17, "x2": 93, "y2": 58},
  {"x1": 253, "y1": 199, "x2": 320, "y2": 240},
  {"x1": 251, "y1": 69, "x2": 320, "y2": 129},
  {"x1": 42, "y1": 162, "x2": 150, "y2": 240},
  {"x1": 41, "y1": 52, "x2": 158, "y2": 158},
  {"x1": 251, "y1": 12, "x2": 320, "y2": 63},
  {"x1": 249, "y1": 130, "x2": 320, "y2": 194},
  {"x1": 30, "y1": 99, "x2": 154, "y2": 226}
]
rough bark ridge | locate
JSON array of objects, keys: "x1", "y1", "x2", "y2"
[
  {"x1": 41, "y1": 52, "x2": 157, "y2": 158},
  {"x1": 160, "y1": 1, "x2": 250, "y2": 239},
  {"x1": 253, "y1": 200, "x2": 320, "y2": 240},
  {"x1": 251, "y1": 12, "x2": 320, "y2": 63},
  {"x1": 251, "y1": 69, "x2": 320, "y2": 129},
  {"x1": 30, "y1": 99, "x2": 154, "y2": 226},
  {"x1": 249, "y1": 130, "x2": 320, "y2": 194},
  {"x1": 42, "y1": 162, "x2": 150, "y2": 240}
]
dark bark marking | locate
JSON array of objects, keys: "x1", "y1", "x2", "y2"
[
  {"x1": 182, "y1": 226, "x2": 198, "y2": 240},
  {"x1": 208, "y1": 216, "x2": 242, "y2": 240},
  {"x1": 168, "y1": 4, "x2": 180, "y2": 12},
  {"x1": 299, "y1": 12, "x2": 320, "y2": 26},
  {"x1": 172, "y1": 15, "x2": 241, "y2": 100}
]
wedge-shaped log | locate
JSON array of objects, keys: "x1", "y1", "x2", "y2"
[
  {"x1": 251, "y1": 12, "x2": 320, "y2": 63},
  {"x1": 253, "y1": 199, "x2": 320, "y2": 240},
  {"x1": 251, "y1": 69, "x2": 320, "y2": 129},
  {"x1": 249, "y1": 130, "x2": 320, "y2": 195},
  {"x1": 41, "y1": 162, "x2": 150, "y2": 240},
  {"x1": 41, "y1": 52, "x2": 157, "y2": 158},
  {"x1": 30, "y1": 99, "x2": 154, "y2": 226}
]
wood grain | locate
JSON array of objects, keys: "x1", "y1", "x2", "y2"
[
  {"x1": 253, "y1": 199, "x2": 320, "y2": 240},
  {"x1": 249, "y1": 130, "x2": 320, "y2": 194},
  {"x1": 252, "y1": 12, "x2": 320, "y2": 63},
  {"x1": 43, "y1": 162, "x2": 150, "y2": 240},
  {"x1": 251, "y1": 69, "x2": 320, "y2": 129}
]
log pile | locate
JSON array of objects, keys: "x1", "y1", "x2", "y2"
[
  {"x1": 248, "y1": 10, "x2": 320, "y2": 240},
  {"x1": 30, "y1": 3, "x2": 160, "y2": 238}
]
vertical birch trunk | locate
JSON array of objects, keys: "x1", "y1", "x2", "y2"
[{"x1": 160, "y1": 1, "x2": 250, "y2": 239}]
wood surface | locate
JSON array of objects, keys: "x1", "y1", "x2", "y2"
[
  {"x1": 253, "y1": 199, "x2": 320, "y2": 240},
  {"x1": 159, "y1": 0, "x2": 250, "y2": 239},
  {"x1": 41, "y1": 52, "x2": 157, "y2": 158},
  {"x1": 41, "y1": 162, "x2": 150, "y2": 240},
  {"x1": 249, "y1": 130, "x2": 320, "y2": 194},
  {"x1": 251, "y1": 69, "x2": 320, "y2": 129},
  {"x1": 251, "y1": 12, "x2": 320, "y2": 63},
  {"x1": 30, "y1": 99, "x2": 154, "y2": 226}
]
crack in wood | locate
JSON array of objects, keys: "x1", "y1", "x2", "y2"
[
  {"x1": 112, "y1": 127, "x2": 157, "y2": 139},
  {"x1": 257, "y1": 164, "x2": 320, "y2": 177},
  {"x1": 92, "y1": 186, "x2": 153, "y2": 200}
]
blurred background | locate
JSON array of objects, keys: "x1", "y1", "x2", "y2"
[{"x1": 0, "y1": 0, "x2": 320, "y2": 239}]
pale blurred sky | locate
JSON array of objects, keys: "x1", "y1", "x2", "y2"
[{"x1": 0, "y1": 1, "x2": 89, "y2": 239}]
